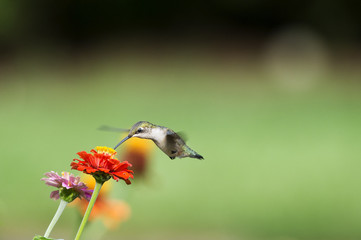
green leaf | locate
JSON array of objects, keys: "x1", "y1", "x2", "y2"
[
  {"x1": 33, "y1": 236, "x2": 54, "y2": 240},
  {"x1": 33, "y1": 235, "x2": 64, "y2": 240}
]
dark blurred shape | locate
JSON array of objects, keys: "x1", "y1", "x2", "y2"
[
  {"x1": 0, "y1": 0, "x2": 360, "y2": 54},
  {"x1": 122, "y1": 151, "x2": 148, "y2": 177}
]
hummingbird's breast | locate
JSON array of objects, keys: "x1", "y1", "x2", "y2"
[
  {"x1": 150, "y1": 127, "x2": 167, "y2": 149},
  {"x1": 150, "y1": 127, "x2": 184, "y2": 158}
]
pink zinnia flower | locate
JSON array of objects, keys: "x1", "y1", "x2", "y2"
[{"x1": 41, "y1": 171, "x2": 93, "y2": 202}]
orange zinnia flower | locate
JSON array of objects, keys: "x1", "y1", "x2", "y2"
[
  {"x1": 73, "y1": 175, "x2": 131, "y2": 229},
  {"x1": 71, "y1": 146, "x2": 134, "y2": 184},
  {"x1": 118, "y1": 136, "x2": 153, "y2": 178}
]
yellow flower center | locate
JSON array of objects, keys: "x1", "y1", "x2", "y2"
[{"x1": 95, "y1": 146, "x2": 117, "y2": 158}]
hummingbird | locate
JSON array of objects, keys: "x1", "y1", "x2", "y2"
[{"x1": 112, "y1": 121, "x2": 204, "y2": 160}]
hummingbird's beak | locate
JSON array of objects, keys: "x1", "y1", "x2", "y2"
[{"x1": 113, "y1": 135, "x2": 131, "y2": 150}]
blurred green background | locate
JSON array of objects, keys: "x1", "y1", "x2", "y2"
[{"x1": 1, "y1": 1, "x2": 361, "y2": 240}]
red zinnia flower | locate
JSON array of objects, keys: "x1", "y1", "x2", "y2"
[{"x1": 71, "y1": 146, "x2": 134, "y2": 184}]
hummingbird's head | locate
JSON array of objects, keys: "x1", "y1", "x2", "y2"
[
  {"x1": 113, "y1": 121, "x2": 155, "y2": 150},
  {"x1": 128, "y1": 121, "x2": 154, "y2": 138}
]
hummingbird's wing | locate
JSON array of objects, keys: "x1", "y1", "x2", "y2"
[
  {"x1": 166, "y1": 129, "x2": 186, "y2": 153},
  {"x1": 175, "y1": 131, "x2": 188, "y2": 142},
  {"x1": 98, "y1": 125, "x2": 129, "y2": 132},
  {"x1": 166, "y1": 129, "x2": 203, "y2": 159}
]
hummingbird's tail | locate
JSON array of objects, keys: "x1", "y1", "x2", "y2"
[
  {"x1": 193, "y1": 153, "x2": 204, "y2": 160},
  {"x1": 188, "y1": 148, "x2": 204, "y2": 159},
  {"x1": 183, "y1": 145, "x2": 204, "y2": 160}
]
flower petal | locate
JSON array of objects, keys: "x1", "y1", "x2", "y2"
[{"x1": 50, "y1": 190, "x2": 60, "y2": 200}]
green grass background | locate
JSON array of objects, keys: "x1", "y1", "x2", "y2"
[{"x1": 0, "y1": 54, "x2": 360, "y2": 240}]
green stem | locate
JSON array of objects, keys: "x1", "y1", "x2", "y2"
[
  {"x1": 74, "y1": 181, "x2": 103, "y2": 240},
  {"x1": 44, "y1": 199, "x2": 68, "y2": 238}
]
